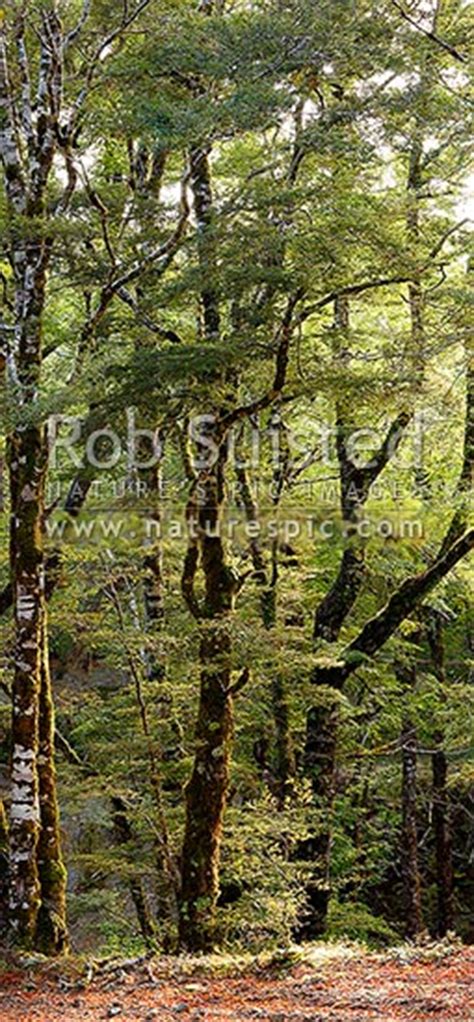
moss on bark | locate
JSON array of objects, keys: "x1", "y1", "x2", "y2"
[{"x1": 35, "y1": 617, "x2": 68, "y2": 955}]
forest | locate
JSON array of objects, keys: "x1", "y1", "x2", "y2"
[{"x1": 0, "y1": 0, "x2": 473, "y2": 1009}]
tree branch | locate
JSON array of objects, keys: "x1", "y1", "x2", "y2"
[
  {"x1": 391, "y1": 0, "x2": 467, "y2": 63},
  {"x1": 316, "y1": 528, "x2": 474, "y2": 688},
  {"x1": 359, "y1": 410, "x2": 412, "y2": 492},
  {"x1": 221, "y1": 289, "x2": 304, "y2": 430},
  {"x1": 63, "y1": 0, "x2": 92, "y2": 54},
  {"x1": 65, "y1": 0, "x2": 154, "y2": 136}
]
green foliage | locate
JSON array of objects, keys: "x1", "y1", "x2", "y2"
[
  {"x1": 0, "y1": 0, "x2": 473, "y2": 956},
  {"x1": 326, "y1": 900, "x2": 399, "y2": 948}
]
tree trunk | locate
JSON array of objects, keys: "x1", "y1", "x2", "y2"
[
  {"x1": 425, "y1": 610, "x2": 455, "y2": 937},
  {"x1": 179, "y1": 140, "x2": 235, "y2": 949},
  {"x1": 179, "y1": 451, "x2": 236, "y2": 948},
  {"x1": 295, "y1": 700, "x2": 338, "y2": 939},
  {"x1": 189, "y1": 145, "x2": 220, "y2": 342},
  {"x1": 179, "y1": 621, "x2": 233, "y2": 950},
  {"x1": 401, "y1": 716, "x2": 423, "y2": 939},
  {"x1": 7, "y1": 427, "x2": 45, "y2": 948},
  {"x1": 271, "y1": 675, "x2": 295, "y2": 808},
  {"x1": 314, "y1": 297, "x2": 365, "y2": 643},
  {"x1": 432, "y1": 742, "x2": 454, "y2": 937},
  {"x1": 304, "y1": 297, "x2": 410, "y2": 935},
  {"x1": 313, "y1": 298, "x2": 410, "y2": 643},
  {"x1": 312, "y1": 527, "x2": 474, "y2": 694},
  {"x1": 35, "y1": 617, "x2": 68, "y2": 955},
  {"x1": 0, "y1": 798, "x2": 8, "y2": 930},
  {"x1": 179, "y1": 411, "x2": 239, "y2": 951}
]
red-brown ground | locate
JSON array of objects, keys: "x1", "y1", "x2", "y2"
[{"x1": 0, "y1": 945, "x2": 472, "y2": 1021}]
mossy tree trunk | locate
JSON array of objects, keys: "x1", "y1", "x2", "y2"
[
  {"x1": 8, "y1": 427, "x2": 67, "y2": 953},
  {"x1": 431, "y1": 744, "x2": 454, "y2": 937},
  {"x1": 299, "y1": 526, "x2": 474, "y2": 939},
  {"x1": 179, "y1": 618, "x2": 234, "y2": 950},
  {"x1": 111, "y1": 796, "x2": 158, "y2": 949},
  {"x1": 1, "y1": 8, "x2": 67, "y2": 952},
  {"x1": 179, "y1": 444, "x2": 236, "y2": 950},
  {"x1": 178, "y1": 138, "x2": 235, "y2": 950},
  {"x1": 0, "y1": 798, "x2": 8, "y2": 930},
  {"x1": 8, "y1": 428, "x2": 45, "y2": 948},
  {"x1": 425, "y1": 611, "x2": 454, "y2": 937},
  {"x1": 394, "y1": 650, "x2": 423, "y2": 940},
  {"x1": 296, "y1": 700, "x2": 339, "y2": 940},
  {"x1": 400, "y1": 715, "x2": 423, "y2": 939},
  {"x1": 35, "y1": 617, "x2": 68, "y2": 954}
]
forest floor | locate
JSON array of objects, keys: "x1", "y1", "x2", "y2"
[{"x1": 0, "y1": 942, "x2": 473, "y2": 1021}]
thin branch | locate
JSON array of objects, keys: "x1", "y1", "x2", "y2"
[
  {"x1": 54, "y1": 143, "x2": 78, "y2": 214},
  {"x1": 360, "y1": 410, "x2": 412, "y2": 490},
  {"x1": 299, "y1": 221, "x2": 470, "y2": 326},
  {"x1": 65, "y1": 0, "x2": 154, "y2": 135},
  {"x1": 116, "y1": 286, "x2": 183, "y2": 341},
  {"x1": 426, "y1": 218, "x2": 470, "y2": 265},
  {"x1": 63, "y1": 0, "x2": 92, "y2": 53},
  {"x1": 104, "y1": 571, "x2": 179, "y2": 909},
  {"x1": 109, "y1": 172, "x2": 190, "y2": 292},
  {"x1": 68, "y1": 170, "x2": 189, "y2": 381},
  {"x1": 221, "y1": 289, "x2": 304, "y2": 430},
  {"x1": 299, "y1": 275, "x2": 413, "y2": 323},
  {"x1": 391, "y1": 0, "x2": 466, "y2": 62},
  {"x1": 80, "y1": 164, "x2": 118, "y2": 267}
]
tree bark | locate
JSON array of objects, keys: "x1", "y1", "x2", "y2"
[
  {"x1": 0, "y1": 798, "x2": 8, "y2": 931},
  {"x1": 300, "y1": 527, "x2": 473, "y2": 938},
  {"x1": 179, "y1": 459, "x2": 236, "y2": 948},
  {"x1": 179, "y1": 619, "x2": 234, "y2": 950},
  {"x1": 312, "y1": 403, "x2": 411, "y2": 644},
  {"x1": 0, "y1": 0, "x2": 161, "y2": 954},
  {"x1": 401, "y1": 716, "x2": 423, "y2": 939},
  {"x1": 295, "y1": 701, "x2": 338, "y2": 939},
  {"x1": 425, "y1": 611, "x2": 455, "y2": 936},
  {"x1": 35, "y1": 617, "x2": 68, "y2": 955},
  {"x1": 431, "y1": 743, "x2": 454, "y2": 937},
  {"x1": 313, "y1": 299, "x2": 411, "y2": 643},
  {"x1": 305, "y1": 299, "x2": 412, "y2": 934},
  {"x1": 8, "y1": 428, "x2": 67, "y2": 954},
  {"x1": 7, "y1": 428, "x2": 45, "y2": 948},
  {"x1": 179, "y1": 142, "x2": 236, "y2": 950}
]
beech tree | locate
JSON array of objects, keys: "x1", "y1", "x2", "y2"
[
  {"x1": 0, "y1": 0, "x2": 472, "y2": 957},
  {"x1": 0, "y1": 0, "x2": 160, "y2": 953}
]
